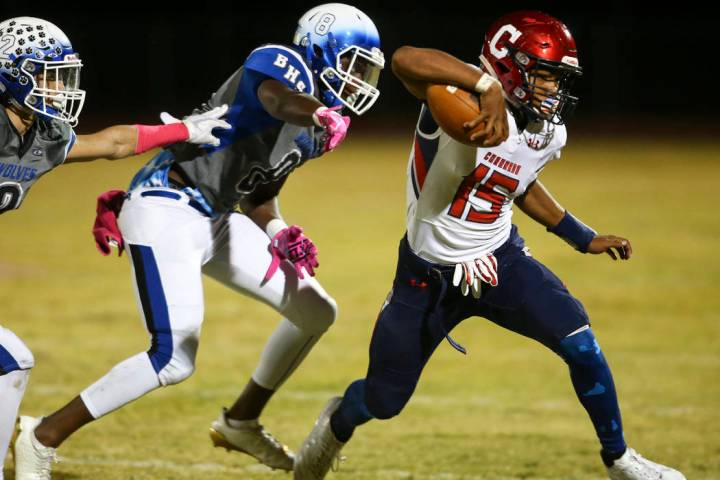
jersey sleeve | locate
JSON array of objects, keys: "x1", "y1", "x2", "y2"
[
  {"x1": 242, "y1": 45, "x2": 314, "y2": 97},
  {"x1": 547, "y1": 123, "x2": 567, "y2": 162},
  {"x1": 58, "y1": 128, "x2": 76, "y2": 166}
]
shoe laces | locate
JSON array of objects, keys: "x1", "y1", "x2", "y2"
[
  {"x1": 331, "y1": 453, "x2": 347, "y2": 472},
  {"x1": 34, "y1": 449, "x2": 58, "y2": 477},
  {"x1": 626, "y1": 450, "x2": 661, "y2": 479},
  {"x1": 309, "y1": 434, "x2": 344, "y2": 476},
  {"x1": 257, "y1": 424, "x2": 288, "y2": 453}
]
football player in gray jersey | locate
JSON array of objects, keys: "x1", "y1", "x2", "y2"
[
  {"x1": 0, "y1": 16, "x2": 229, "y2": 479},
  {"x1": 13, "y1": 4, "x2": 388, "y2": 478}
]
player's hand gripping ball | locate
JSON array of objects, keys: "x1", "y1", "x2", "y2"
[{"x1": 426, "y1": 85, "x2": 487, "y2": 147}]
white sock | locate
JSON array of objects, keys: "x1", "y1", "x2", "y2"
[
  {"x1": 0, "y1": 369, "x2": 30, "y2": 470},
  {"x1": 225, "y1": 417, "x2": 258, "y2": 428},
  {"x1": 80, "y1": 352, "x2": 160, "y2": 419},
  {"x1": 252, "y1": 319, "x2": 321, "y2": 390}
]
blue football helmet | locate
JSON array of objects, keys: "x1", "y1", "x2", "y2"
[
  {"x1": 0, "y1": 17, "x2": 85, "y2": 126},
  {"x1": 292, "y1": 3, "x2": 384, "y2": 115}
]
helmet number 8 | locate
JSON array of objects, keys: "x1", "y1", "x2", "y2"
[{"x1": 315, "y1": 14, "x2": 336, "y2": 35}]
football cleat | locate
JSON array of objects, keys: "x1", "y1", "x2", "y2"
[
  {"x1": 11, "y1": 416, "x2": 57, "y2": 480},
  {"x1": 293, "y1": 396, "x2": 345, "y2": 480},
  {"x1": 607, "y1": 447, "x2": 686, "y2": 480},
  {"x1": 209, "y1": 408, "x2": 294, "y2": 471}
]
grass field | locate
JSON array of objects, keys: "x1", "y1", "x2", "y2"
[{"x1": 2, "y1": 134, "x2": 719, "y2": 479}]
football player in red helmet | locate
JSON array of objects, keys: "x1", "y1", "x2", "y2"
[{"x1": 293, "y1": 11, "x2": 685, "y2": 480}]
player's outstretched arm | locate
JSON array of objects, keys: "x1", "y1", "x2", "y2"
[
  {"x1": 257, "y1": 79, "x2": 325, "y2": 126},
  {"x1": 391, "y1": 45, "x2": 508, "y2": 146},
  {"x1": 516, "y1": 180, "x2": 632, "y2": 260},
  {"x1": 66, "y1": 105, "x2": 231, "y2": 163},
  {"x1": 257, "y1": 79, "x2": 350, "y2": 154}
]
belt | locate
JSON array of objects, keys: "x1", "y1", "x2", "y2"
[{"x1": 135, "y1": 189, "x2": 209, "y2": 216}]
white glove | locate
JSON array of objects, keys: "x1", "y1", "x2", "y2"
[
  {"x1": 160, "y1": 104, "x2": 231, "y2": 147},
  {"x1": 452, "y1": 254, "x2": 499, "y2": 298}
]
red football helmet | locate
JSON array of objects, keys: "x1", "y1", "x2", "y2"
[{"x1": 480, "y1": 11, "x2": 582, "y2": 124}]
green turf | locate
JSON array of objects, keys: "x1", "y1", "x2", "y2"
[{"x1": 2, "y1": 135, "x2": 718, "y2": 479}]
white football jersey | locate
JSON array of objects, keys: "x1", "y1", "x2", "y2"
[{"x1": 406, "y1": 104, "x2": 566, "y2": 264}]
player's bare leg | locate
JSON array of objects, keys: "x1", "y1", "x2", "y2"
[
  {"x1": 205, "y1": 214, "x2": 336, "y2": 471},
  {"x1": 12, "y1": 396, "x2": 93, "y2": 480},
  {"x1": 33, "y1": 396, "x2": 93, "y2": 448},
  {"x1": 225, "y1": 379, "x2": 275, "y2": 420}
]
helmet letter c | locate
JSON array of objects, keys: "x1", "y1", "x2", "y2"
[{"x1": 490, "y1": 24, "x2": 522, "y2": 59}]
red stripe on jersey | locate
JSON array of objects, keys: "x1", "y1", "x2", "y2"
[{"x1": 413, "y1": 136, "x2": 427, "y2": 190}]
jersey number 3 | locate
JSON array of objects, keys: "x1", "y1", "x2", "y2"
[{"x1": 448, "y1": 164, "x2": 518, "y2": 223}]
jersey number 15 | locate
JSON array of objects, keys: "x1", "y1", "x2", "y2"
[{"x1": 448, "y1": 164, "x2": 519, "y2": 224}]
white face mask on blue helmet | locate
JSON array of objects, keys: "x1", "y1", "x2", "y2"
[
  {"x1": 292, "y1": 3, "x2": 384, "y2": 115},
  {"x1": 0, "y1": 16, "x2": 86, "y2": 126}
]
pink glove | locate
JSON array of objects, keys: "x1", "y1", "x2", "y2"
[
  {"x1": 264, "y1": 225, "x2": 319, "y2": 282},
  {"x1": 312, "y1": 106, "x2": 351, "y2": 152},
  {"x1": 93, "y1": 189, "x2": 126, "y2": 256}
]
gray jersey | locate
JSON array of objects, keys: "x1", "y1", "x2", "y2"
[
  {"x1": 0, "y1": 106, "x2": 75, "y2": 215},
  {"x1": 130, "y1": 44, "x2": 322, "y2": 215}
]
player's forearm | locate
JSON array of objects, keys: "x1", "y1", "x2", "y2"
[
  {"x1": 68, "y1": 123, "x2": 193, "y2": 162},
  {"x1": 515, "y1": 180, "x2": 565, "y2": 228},
  {"x1": 240, "y1": 195, "x2": 283, "y2": 233},
  {"x1": 258, "y1": 79, "x2": 323, "y2": 126},
  {"x1": 238, "y1": 176, "x2": 287, "y2": 231},
  {"x1": 391, "y1": 46, "x2": 487, "y2": 97},
  {"x1": 67, "y1": 125, "x2": 138, "y2": 162},
  {"x1": 104, "y1": 125, "x2": 139, "y2": 159}
]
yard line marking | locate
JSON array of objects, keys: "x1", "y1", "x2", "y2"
[{"x1": 56, "y1": 456, "x2": 609, "y2": 479}]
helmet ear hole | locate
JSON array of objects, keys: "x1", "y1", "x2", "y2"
[{"x1": 495, "y1": 62, "x2": 510, "y2": 74}]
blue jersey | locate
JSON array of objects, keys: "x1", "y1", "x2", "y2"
[{"x1": 130, "y1": 44, "x2": 323, "y2": 215}]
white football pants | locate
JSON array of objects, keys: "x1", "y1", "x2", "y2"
[
  {"x1": 0, "y1": 326, "x2": 33, "y2": 473},
  {"x1": 80, "y1": 188, "x2": 336, "y2": 418}
]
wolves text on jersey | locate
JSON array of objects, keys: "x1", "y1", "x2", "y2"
[{"x1": 0, "y1": 163, "x2": 37, "y2": 182}]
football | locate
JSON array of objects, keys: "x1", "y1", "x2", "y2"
[{"x1": 426, "y1": 84, "x2": 485, "y2": 146}]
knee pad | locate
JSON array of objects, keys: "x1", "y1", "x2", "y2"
[
  {"x1": 153, "y1": 329, "x2": 200, "y2": 386},
  {"x1": 0, "y1": 328, "x2": 34, "y2": 373},
  {"x1": 287, "y1": 289, "x2": 337, "y2": 335},
  {"x1": 558, "y1": 327, "x2": 606, "y2": 368},
  {"x1": 364, "y1": 373, "x2": 417, "y2": 420}
]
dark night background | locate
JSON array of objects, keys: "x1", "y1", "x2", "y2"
[{"x1": 1, "y1": 3, "x2": 714, "y2": 136}]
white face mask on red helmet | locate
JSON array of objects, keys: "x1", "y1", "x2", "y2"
[{"x1": 0, "y1": 16, "x2": 85, "y2": 126}]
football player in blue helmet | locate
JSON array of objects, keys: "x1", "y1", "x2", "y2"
[
  {"x1": 13, "y1": 5, "x2": 383, "y2": 478},
  {"x1": 292, "y1": 3, "x2": 384, "y2": 115},
  {"x1": 0, "y1": 16, "x2": 228, "y2": 479},
  {"x1": 0, "y1": 17, "x2": 85, "y2": 126}
]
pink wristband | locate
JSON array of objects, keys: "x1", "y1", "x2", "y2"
[{"x1": 134, "y1": 123, "x2": 190, "y2": 154}]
